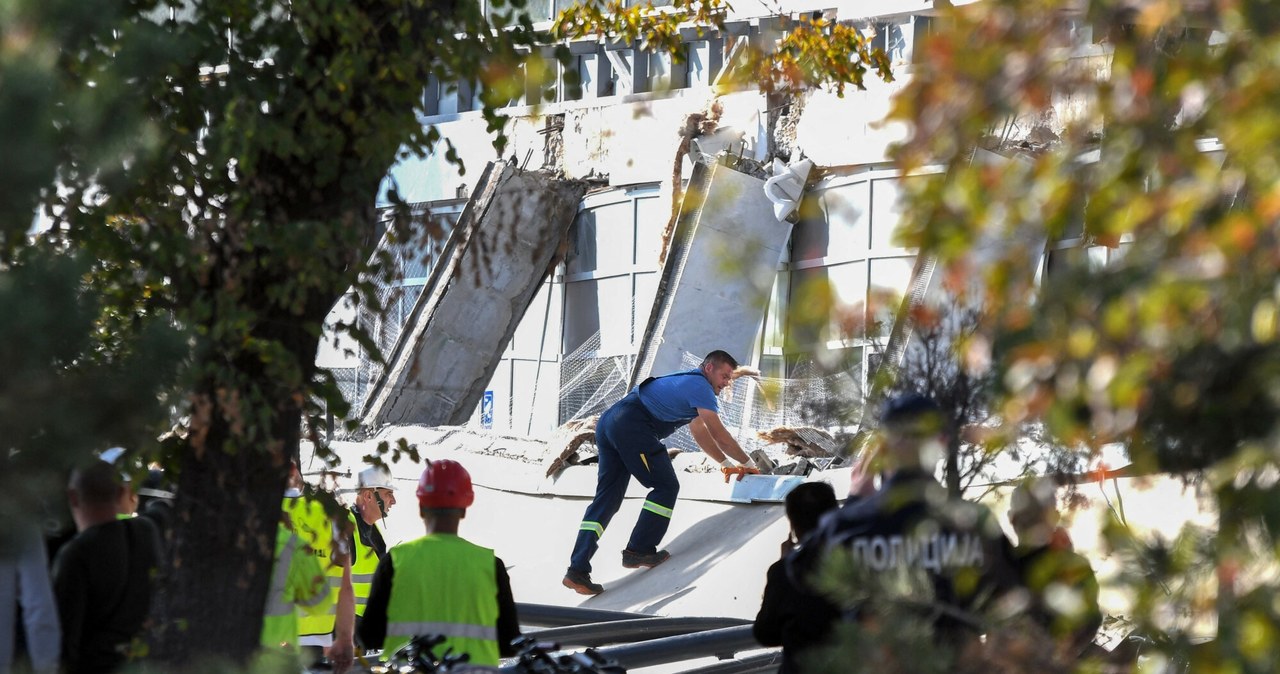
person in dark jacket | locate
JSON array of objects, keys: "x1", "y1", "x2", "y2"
[
  {"x1": 753, "y1": 482, "x2": 839, "y2": 673},
  {"x1": 782, "y1": 394, "x2": 1022, "y2": 671},
  {"x1": 52, "y1": 459, "x2": 160, "y2": 674}
]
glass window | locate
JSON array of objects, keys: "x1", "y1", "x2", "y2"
[
  {"x1": 869, "y1": 255, "x2": 917, "y2": 336},
  {"x1": 646, "y1": 47, "x2": 687, "y2": 91},
  {"x1": 827, "y1": 260, "x2": 869, "y2": 342},
  {"x1": 870, "y1": 177, "x2": 913, "y2": 250},
  {"x1": 687, "y1": 41, "x2": 715, "y2": 87},
  {"x1": 822, "y1": 181, "x2": 871, "y2": 260},
  {"x1": 566, "y1": 54, "x2": 595, "y2": 102},
  {"x1": 564, "y1": 275, "x2": 632, "y2": 355},
  {"x1": 563, "y1": 281, "x2": 600, "y2": 355},
  {"x1": 566, "y1": 200, "x2": 635, "y2": 275},
  {"x1": 565, "y1": 211, "x2": 597, "y2": 275},
  {"x1": 885, "y1": 20, "x2": 911, "y2": 65},
  {"x1": 786, "y1": 266, "x2": 833, "y2": 350},
  {"x1": 438, "y1": 83, "x2": 461, "y2": 116},
  {"x1": 791, "y1": 194, "x2": 831, "y2": 262}
]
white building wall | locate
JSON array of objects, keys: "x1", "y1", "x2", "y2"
[{"x1": 377, "y1": 5, "x2": 964, "y2": 436}]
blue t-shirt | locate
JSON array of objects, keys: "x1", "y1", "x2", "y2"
[{"x1": 635, "y1": 370, "x2": 719, "y2": 423}]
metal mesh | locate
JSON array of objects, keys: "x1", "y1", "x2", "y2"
[
  {"x1": 557, "y1": 330, "x2": 636, "y2": 425},
  {"x1": 336, "y1": 204, "x2": 459, "y2": 417}
]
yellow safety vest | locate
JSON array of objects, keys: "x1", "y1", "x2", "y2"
[
  {"x1": 282, "y1": 495, "x2": 342, "y2": 638},
  {"x1": 346, "y1": 510, "x2": 382, "y2": 617},
  {"x1": 260, "y1": 525, "x2": 326, "y2": 650},
  {"x1": 383, "y1": 534, "x2": 500, "y2": 667}
]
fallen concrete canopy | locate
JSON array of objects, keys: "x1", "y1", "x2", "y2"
[
  {"x1": 632, "y1": 160, "x2": 796, "y2": 386},
  {"x1": 361, "y1": 162, "x2": 587, "y2": 428}
]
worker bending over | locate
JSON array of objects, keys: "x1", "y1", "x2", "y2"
[{"x1": 563, "y1": 350, "x2": 759, "y2": 595}]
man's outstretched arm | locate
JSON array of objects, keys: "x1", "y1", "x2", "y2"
[{"x1": 693, "y1": 409, "x2": 758, "y2": 480}]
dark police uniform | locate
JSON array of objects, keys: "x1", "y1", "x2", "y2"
[{"x1": 764, "y1": 469, "x2": 1021, "y2": 672}]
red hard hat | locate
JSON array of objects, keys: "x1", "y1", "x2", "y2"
[{"x1": 416, "y1": 460, "x2": 475, "y2": 510}]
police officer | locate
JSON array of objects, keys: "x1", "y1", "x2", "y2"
[
  {"x1": 1008, "y1": 477, "x2": 1102, "y2": 659},
  {"x1": 358, "y1": 460, "x2": 520, "y2": 669},
  {"x1": 784, "y1": 394, "x2": 1022, "y2": 668},
  {"x1": 563, "y1": 350, "x2": 759, "y2": 595}
]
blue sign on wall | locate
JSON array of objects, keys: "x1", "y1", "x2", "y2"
[{"x1": 481, "y1": 390, "x2": 494, "y2": 429}]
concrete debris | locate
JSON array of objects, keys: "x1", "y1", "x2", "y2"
[
  {"x1": 756, "y1": 425, "x2": 839, "y2": 457},
  {"x1": 631, "y1": 161, "x2": 796, "y2": 387},
  {"x1": 769, "y1": 457, "x2": 812, "y2": 477},
  {"x1": 543, "y1": 416, "x2": 599, "y2": 479},
  {"x1": 749, "y1": 448, "x2": 777, "y2": 474},
  {"x1": 386, "y1": 425, "x2": 552, "y2": 466}
]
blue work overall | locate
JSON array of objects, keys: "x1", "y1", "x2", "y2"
[{"x1": 568, "y1": 374, "x2": 696, "y2": 575}]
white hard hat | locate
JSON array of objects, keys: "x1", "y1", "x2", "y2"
[{"x1": 357, "y1": 466, "x2": 396, "y2": 491}]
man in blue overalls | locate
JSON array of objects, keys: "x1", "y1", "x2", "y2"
[{"x1": 563, "y1": 350, "x2": 760, "y2": 595}]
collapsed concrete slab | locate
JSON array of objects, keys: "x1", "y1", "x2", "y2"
[
  {"x1": 361, "y1": 162, "x2": 587, "y2": 428},
  {"x1": 631, "y1": 160, "x2": 794, "y2": 386}
]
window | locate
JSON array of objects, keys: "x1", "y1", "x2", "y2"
[{"x1": 562, "y1": 185, "x2": 662, "y2": 355}]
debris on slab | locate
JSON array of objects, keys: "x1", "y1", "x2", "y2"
[
  {"x1": 543, "y1": 416, "x2": 598, "y2": 478},
  {"x1": 756, "y1": 425, "x2": 838, "y2": 458}
]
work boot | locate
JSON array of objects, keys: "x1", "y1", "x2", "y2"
[
  {"x1": 622, "y1": 548, "x2": 671, "y2": 569},
  {"x1": 563, "y1": 568, "x2": 604, "y2": 595}
]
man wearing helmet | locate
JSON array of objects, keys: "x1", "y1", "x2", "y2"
[
  {"x1": 357, "y1": 460, "x2": 520, "y2": 667},
  {"x1": 345, "y1": 466, "x2": 397, "y2": 628}
]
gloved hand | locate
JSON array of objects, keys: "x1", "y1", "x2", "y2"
[{"x1": 721, "y1": 465, "x2": 762, "y2": 483}]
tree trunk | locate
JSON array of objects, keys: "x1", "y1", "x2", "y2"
[
  {"x1": 148, "y1": 406, "x2": 296, "y2": 666},
  {"x1": 149, "y1": 314, "x2": 322, "y2": 666},
  {"x1": 945, "y1": 435, "x2": 962, "y2": 499}
]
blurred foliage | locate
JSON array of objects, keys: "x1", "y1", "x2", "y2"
[
  {"x1": 552, "y1": 0, "x2": 892, "y2": 95},
  {"x1": 0, "y1": 250, "x2": 185, "y2": 550},
  {"x1": 865, "y1": 0, "x2": 1280, "y2": 669},
  {"x1": 4, "y1": 0, "x2": 565, "y2": 663},
  {"x1": 0, "y1": 0, "x2": 886, "y2": 664}
]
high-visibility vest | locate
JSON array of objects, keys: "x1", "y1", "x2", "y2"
[
  {"x1": 383, "y1": 534, "x2": 500, "y2": 668},
  {"x1": 260, "y1": 525, "x2": 326, "y2": 650},
  {"x1": 346, "y1": 510, "x2": 381, "y2": 617},
  {"x1": 282, "y1": 495, "x2": 341, "y2": 637}
]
